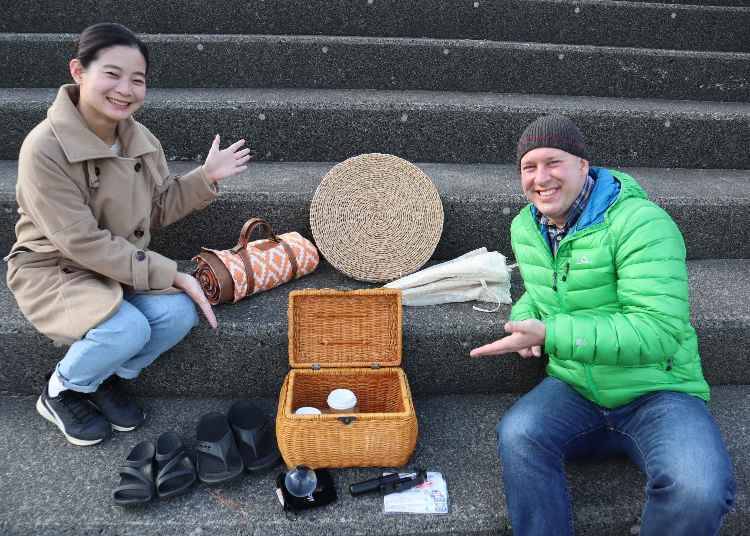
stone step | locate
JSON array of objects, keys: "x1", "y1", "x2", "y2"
[
  {"x1": 1, "y1": 0, "x2": 748, "y2": 52},
  {"x1": 633, "y1": 0, "x2": 749, "y2": 5},
  {"x1": 2, "y1": 258, "x2": 748, "y2": 398},
  {"x1": 2, "y1": 88, "x2": 750, "y2": 168},
  {"x1": 3, "y1": 34, "x2": 750, "y2": 102},
  {"x1": 2, "y1": 161, "x2": 748, "y2": 262},
  {"x1": 0, "y1": 388, "x2": 746, "y2": 535}
]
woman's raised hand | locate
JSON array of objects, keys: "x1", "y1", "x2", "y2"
[{"x1": 202, "y1": 134, "x2": 253, "y2": 183}]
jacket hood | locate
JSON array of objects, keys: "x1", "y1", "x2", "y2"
[
  {"x1": 47, "y1": 84, "x2": 158, "y2": 164},
  {"x1": 573, "y1": 167, "x2": 649, "y2": 231}
]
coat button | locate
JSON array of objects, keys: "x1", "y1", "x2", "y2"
[
  {"x1": 134, "y1": 229, "x2": 144, "y2": 238},
  {"x1": 94, "y1": 167, "x2": 100, "y2": 176},
  {"x1": 134, "y1": 162, "x2": 142, "y2": 172},
  {"x1": 136, "y1": 250, "x2": 146, "y2": 261}
]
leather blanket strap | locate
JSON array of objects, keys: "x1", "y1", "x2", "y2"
[
  {"x1": 232, "y1": 217, "x2": 300, "y2": 297},
  {"x1": 236, "y1": 238, "x2": 299, "y2": 298},
  {"x1": 237, "y1": 247, "x2": 256, "y2": 297},
  {"x1": 237, "y1": 218, "x2": 275, "y2": 249},
  {"x1": 232, "y1": 218, "x2": 276, "y2": 297},
  {"x1": 278, "y1": 239, "x2": 299, "y2": 280}
]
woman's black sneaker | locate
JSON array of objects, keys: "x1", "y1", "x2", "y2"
[
  {"x1": 87, "y1": 376, "x2": 145, "y2": 432},
  {"x1": 36, "y1": 385, "x2": 110, "y2": 446}
]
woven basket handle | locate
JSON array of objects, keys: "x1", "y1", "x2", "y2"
[{"x1": 234, "y1": 218, "x2": 278, "y2": 251}]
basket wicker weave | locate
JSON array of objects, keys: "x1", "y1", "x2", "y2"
[
  {"x1": 309, "y1": 153, "x2": 444, "y2": 283},
  {"x1": 276, "y1": 288, "x2": 418, "y2": 469}
]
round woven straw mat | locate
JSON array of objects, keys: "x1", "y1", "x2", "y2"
[{"x1": 310, "y1": 153, "x2": 444, "y2": 283}]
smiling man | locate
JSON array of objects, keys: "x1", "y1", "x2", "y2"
[{"x1": 471, "y1": 115, "x2": 735, "y2": 535}]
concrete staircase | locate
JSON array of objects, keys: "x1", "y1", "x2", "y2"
[{"x1": 1, "y1": 1, "x2": 748, "y2": 534}]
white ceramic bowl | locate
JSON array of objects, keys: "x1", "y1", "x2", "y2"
[{"x1": 294, "y1": 406, "x2": 322, "y2": 415}]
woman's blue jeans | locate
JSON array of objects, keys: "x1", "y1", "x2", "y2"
[
  {"x1": 497, "y1": 377, "x2": 736, "y2": 536},
  {"x1": 55, "y1": 292, "x2": 199, "y2": 392}
]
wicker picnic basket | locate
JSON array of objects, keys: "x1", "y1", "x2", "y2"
[{"x1": 275, "y1": 288, "x2": 418, "y2": 469}]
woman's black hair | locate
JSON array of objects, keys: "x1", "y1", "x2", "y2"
[{"x1": 75, "y1": 23, "x2": 149, "y2": 73}]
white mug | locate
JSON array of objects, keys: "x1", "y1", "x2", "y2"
[{"x1": 327, "y1": 388, "x2": 359, "y2": 413}]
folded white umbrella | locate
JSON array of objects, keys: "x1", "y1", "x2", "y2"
[{"x1": 384, "y1": 247, "x2": 513, "y2": 310}]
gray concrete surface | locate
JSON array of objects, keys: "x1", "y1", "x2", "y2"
[
  {"x1": 1, "y1": 258, "x2": 749, "y2": 398},
  {"x1": 0, "y1": 389, "x2": 747, "y2": 535},
  {"x1": 1, "y1": 0, "x2": 748, "y2": 52},
  {"x1": 2, "y1": 161, "x2": 747, "y2": 261},
  {"x1": 1, "y1": 88, "x2": 750, "y2": 167},
  {"x1": 1, "y1": 1, "x2": 748, "y2": 534},
  {"x1": 633, "y1": 0, "x2": 749, "y2": 5},
  {"x1": 3, "y1": 34, "x2": 750, "y2": 102}
]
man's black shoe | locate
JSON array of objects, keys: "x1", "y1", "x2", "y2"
[
  {"x1": 36, "y1": 385, "x2": 110, "y2": 446},
  {"x1": 87, "y1": 376, "x2": 145, "y2": 432}
]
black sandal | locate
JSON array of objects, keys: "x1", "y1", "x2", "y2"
[
  {"x1": 155, "y1": 432, "x2": 196, "y2": 499},
  {"x1": 113, "y1": 440, "x2": 156, "y2": 505},
  {"x1": 195, "y1": 412, "x2": 244, "y2": 485},
  {"x1": 228, "y1": 401, "x2": 281, "y2": 472}
]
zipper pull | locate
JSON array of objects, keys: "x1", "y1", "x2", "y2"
[
  {"x1": 562, "y1": 262, "x2": 570, "y2": 282},
  {"x1": 553, "y1": 271, "x2": 558, "y2": 291}
]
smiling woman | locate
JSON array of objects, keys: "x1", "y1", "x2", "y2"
[
  {"x1": 70, "y1": 45, "x2": 148, "y2": 143},
  {"x1": 5, "y1": 23, "x2": 252, "y2": 447}
]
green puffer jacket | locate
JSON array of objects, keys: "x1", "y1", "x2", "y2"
[{"x1": 510, "y1": 167, "x2": 709, "y2": 408}]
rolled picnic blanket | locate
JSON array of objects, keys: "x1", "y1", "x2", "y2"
[{"x1": 193, "y1": 218, "x2": 319, "y2": 305}]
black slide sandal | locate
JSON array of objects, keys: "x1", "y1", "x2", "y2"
[
  {"x1": 195, "y1": 412, "x2": 244, "y2": 485},
  {"x1": 113, "y1": 440, "x2": 156, "y2": 505},
  {"x1": 228, "y1": 401, "x2": 281, "y2": 472},
  {"x1": 155, "y1": 431, "x2": 196, "y2": 499}
]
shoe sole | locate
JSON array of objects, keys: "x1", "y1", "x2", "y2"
[
  {"x1": 198, "y1": 467, "x2": 245, "y2": 486},
  {"x1": 36, "y1": 396, "x2": 105, "y2": 447},
  {"x1": 111, "y1": 422, "x2": 139, "y2": 432},
  {"x1": 86, "y1": 401, "x2": 145, "y2": 433}
]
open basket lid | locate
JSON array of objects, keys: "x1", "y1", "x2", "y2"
[{"x1": 288, "y1": 288, "x2": 402, "y2": 369}]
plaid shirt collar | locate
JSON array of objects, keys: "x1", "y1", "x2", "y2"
[{"x1": 537, "y1": 172, "x2": 595, "y2": 255}]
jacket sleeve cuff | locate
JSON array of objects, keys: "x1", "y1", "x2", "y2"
[
  {"x1": 184, "y1": 165, "x2": 220, "y2": 210},
  {"x1": 544, "y1": 317, "x2": 556, "y2": 357},
  {"x1": 131, "y1": 249, "x2": 178, "y2": 291}
]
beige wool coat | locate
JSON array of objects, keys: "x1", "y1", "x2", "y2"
[{"x1": 5, "y1": 84, "x2": 218, "y2": 345}]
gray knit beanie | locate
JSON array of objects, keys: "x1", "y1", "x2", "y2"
[{"x1": 516, "y1": 114, "x2": 590, "y2": 167}]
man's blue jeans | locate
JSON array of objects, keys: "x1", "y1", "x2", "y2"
[
  {"x1": 497, "y1": 377, "x2": 736, "y2": 536},
  {"x1": 55, "y1": 292, "x2": 199, "y2": 392}
]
